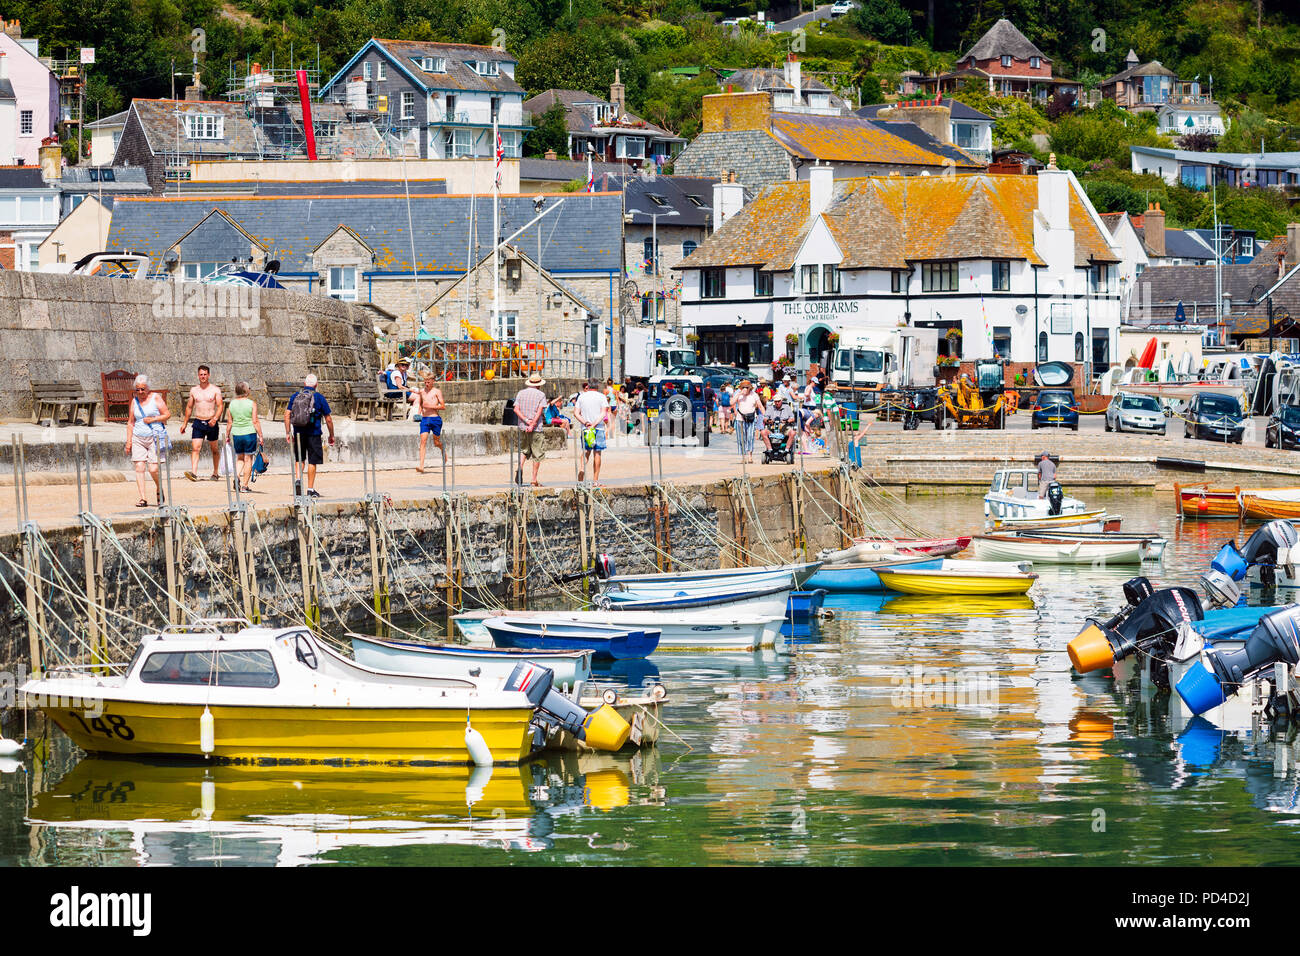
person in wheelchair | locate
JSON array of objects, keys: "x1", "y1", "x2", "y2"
[{"x1": 760, "y1": 396, "x2": 797, "y2": 463}]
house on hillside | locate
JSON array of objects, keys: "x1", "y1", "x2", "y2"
[
  {"x1": 87, "y1": 110, "x2": 128, "y2": 166},
  {"x1": 1101, "y1": 49, "x2": 1225, "y2": 136},
  {"x1": 673, "y1": 90, "x2": 984, "y2": 194},
  {"x1": 1131, "y1": 145, "x2": 1300, "y2": 189},
  {"x1": 674, "y1": 159, "x2": 1122, "y2": 372},
  {"x1": 319, "y1": 39, "x2": 531, "y2": 161},
  {"x1": 114, "y1": 98, "x2": 270, "y2": 194},
  {"x1": 523, "y1": 72, "x2": 684, "y2": 169},
  {"x1": 917, "y1": 18, "x2": 1082, "y2": 104}
]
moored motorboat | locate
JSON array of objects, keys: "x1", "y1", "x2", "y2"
[
  {"x1": 350, "y1": 634, "x2": 593, "y2": 686},
  {"x1": 453, "y1": 608, "x2": 782, "y2": 651},
  {"x1": 983, "y1": 467, "x2": 1090, "y2": 523},
  {"x1": 20, "y1": 622, "x2": 630, "y2": 763},
  {"x1": 805, "y1": 553, "x2": 943, "y2": 592},
  {"x1": 876, "y1": 566, "x2": 1038, "y2": 596},
  {"x1": 603, "y1": 560, "x2": 822, "y2": 591},
  {"x1": 991, "y1": 511, "x2": 1118, "y2": 533},
  {"x1": 598, "y1": 581, "x2": 792, "y2": 618},
  {"x1": 1014, "y1": 529, "x2": 1167, "y2": 561}
]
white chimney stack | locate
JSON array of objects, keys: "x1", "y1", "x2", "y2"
[
  {"x1": 1035, "y1": 152, "x2": 1075, "y2": 281},
  {"x1": 712, "y1": 170, "x2": 745, "y2": 231},
  {"x1": 784, "y1": 54, "x2": 801, "y2": 106},
  {"x1": 808, "y1": 163, "x2": 834, "y2": 219},
  {"x1": 0, "y1": 53, "x2": 7, "y2": 81}
]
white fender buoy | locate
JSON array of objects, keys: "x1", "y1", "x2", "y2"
[
  {"x1": 465, "y1": 719, "x2": 493, "y2": 767},
  {"x1": 199, "y1": 707, "x2": 215, "y2": 755},
  {"x1": 0, "y1": 737, "x2": 22, "y2": 757},
  {"x1": 0, "y1": 756, "x2": 21, "y2": 774},
  {"x1": 200, "y1": 778, "x2": 216, "y2": 819},
  {"x1": 466, "y1": 763, "x2": 494, "y2": 806}
]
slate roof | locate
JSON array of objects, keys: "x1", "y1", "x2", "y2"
[
  {"x1": 1133, "y1": 223, "x2": 1215, "y2": 261},
  {"x1": 598, "y1": 174, "x2": 715, "y2": 228},
  {"x1": 1131, "y1": 145, "x2": 1300, "y2": 170},
  {"x1": 1102, "y1": 59, "x2": 1176, "y2": 86},
  {"x1": 0, "y1": 78, "x2": 13, "y2": 101},
  {"x1": 86, "y1": 110, "x2": 129, "y2": 129},
  {"x1": 856, "y1": 100, "x2": 994, "y2": 123},
  {"x1": 676, "y1": 173, "x2": 1116, "y2": 271},
  {"x1": 325, "y1": 39, "x2": 523, "y2": 97},
  {"x1": 0, "y1": 167, "x2": 49, "y2": 188},
  {"x1": 108, "y1": 191, "x2": 623, "y2": 275},
  {"x1": 1132, "y1": 244, "x2": 1300, "y2": 335},
  {"x1": 518, "y1": 157, "x2": 626, "y2": 183},
  {"x1": 768, "y1": 113, "x2": 984, "y2": 169},
  {"x1": 128, "y1": 99, "x2": 265, "y2": 157},
  {"x1": 523, "y1": 89, "x2": 679, "y2": 140},
  {"x1": 719, "y1": 67, "x2": 850, "y2": 111},
  {"x1": 960, "y1": 19, "x2": 1050, "y2": 63},
  {"x1": 173, "y1": 179, "x2": 448, "y2": 197}
]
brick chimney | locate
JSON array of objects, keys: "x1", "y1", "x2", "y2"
[
  {"x1": 544, "y1": 148, "x2": 557, "y2": 161},
  {"x1": 184, "y1": 77, "x2": 205, "y2": 101},
  {"x1": 1143, "y1": 202, "x2": 1166, "y2": 259},
  {"x1": 3, "y1": 19, "x2": 20, "y2": 39},
  {"x1": 879, "y1": 97, "x2": 952, "y2": 145},
  {"x1": 1286, "y1": 222, "x2": 1300, "y2": 275},
  {"x1": 610, "y1": 68, "x2": 625, "y2": 116}
]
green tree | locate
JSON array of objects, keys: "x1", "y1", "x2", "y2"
[
  {"x1": 852, "y1": 0, "x2": 910, "y2": 45},
  {"x1": 525, "y1": 101, "x2": 570, "y2": 157}
]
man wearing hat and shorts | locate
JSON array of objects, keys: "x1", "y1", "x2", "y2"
[{"x1": 513, "y1": 372, "x2": 548, "y2": 487}]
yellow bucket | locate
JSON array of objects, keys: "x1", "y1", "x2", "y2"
[
  {"x1": 584, "y1": 768, "x2": 631, "y2": 811},
  {"x1": 1067, "y1": 624, "x2": 1116, "y2": 674},
  {"x1": 582, "y1": 704, "x2": 631, "y2": 752}
]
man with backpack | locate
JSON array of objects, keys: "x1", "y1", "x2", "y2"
[{"x1": 283, "y1": 373, "x2": 335, "y2": 498}]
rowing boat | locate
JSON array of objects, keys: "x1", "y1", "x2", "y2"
[
  {"x1": 990, "y1": 509, "x2": 1117, "y2": 532},
  {"x1": 972, "y1": 534, "x2": 1147, "y2": 565},
  {"x1": 1173, "y1": 483, "x2": 1241, "y2": 518},
  {"x1": 599, "y1": 582, "x2": 792, "y2": 618},
  {"x1": 854, "y1": 535, "x2": 971, "y2": 556},
  {"x1": 1239, "y1": 489, "x2": 1300, "y2": 520},
  {"x1": 1014, "y1": 529, "x2": 1167, "y2": 560},
  {"x1": 452, "y1": 608, "x2": 783, "y2": 651},
  {"x1": 876, "y1": 566, "x2": 1038, "y2": 595},
  {"x1": 603, "y1": 561, "x2": 822, "y2": 591},
  {"x1": 482, "y1": 618, "x2": 660, "y2": 660},
  {"x1": 349, "y1": 634, "x2": 593, "y2": 686}
]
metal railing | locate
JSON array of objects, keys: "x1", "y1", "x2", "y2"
[{"x1": 405, "y1": 337, "x2": 591, "y2": 382}]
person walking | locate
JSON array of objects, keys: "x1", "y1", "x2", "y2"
[
  {"x1": 182, "y1": 364, "x2": 224, "y2": 481},
  {"x1": 223, "y1": 381, "x2": 264, "y2": 492},
  {"x1": 574, "y1": 379, "x2": 609, "y2": 485},
  {"x1": 412, "y1": 372, "x2": 446, "y2": 473},
  {"x1": 125, "y1": 375, "x2": 170, "y2": 507},
  {"x1": 513, "y1": 372, "x2": 548, "y2": 488},
  {"x1": 284, "y1": 373, "x2": 335, "y2": 498},
  {"x1": 733, "y1": 380, "x2": 765, "y2": 464},
  {"x1": 719, "y1": 381, "x2": 734, "y2": 434}
]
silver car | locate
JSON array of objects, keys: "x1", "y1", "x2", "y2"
[{"x1": 1105, "y1": 392, "x2": 1167, "y2": 435}]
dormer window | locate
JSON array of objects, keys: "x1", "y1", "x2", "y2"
[
  {"x1": 469, "y1": 60, "x2": 499, "y2": 77},
  {"x1": 184, "y1": 113, "x2": 224, "y2": 139},
  {"x1": 1030, "y1": 56, "x2": 1041, "y2": 69},
  {"x1": 413, "y1": 56, "x2": 445, "y2": 73},
  {"x1": 1000, "y1": 55, "x2": 1012, "y2": 67},
  {"x1": 647, "y1": 194, "x2": 668, "y2": 207}
]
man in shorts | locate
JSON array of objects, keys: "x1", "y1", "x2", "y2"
[
  {"x1": 513, "y1": 372, "x2": 547, "y2": 487},
  {"x1": 283, "y1": 373, "x2": 335, "y2": 498},
  {"x1": 183, "y1": 364, "x2": 224, "y2": 481},
  {"x1": 574, "y1": 379, "x2": 609, "y2": 485},
  {"x1": 412, "y1": 371, "x2": 445, "y2": 473}
]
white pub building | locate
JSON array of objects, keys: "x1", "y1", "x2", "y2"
[{"x1": 676, "y1": 159, "x2": 1125, "y2": 377}]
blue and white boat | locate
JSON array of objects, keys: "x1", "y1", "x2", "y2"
[
  {"x1": 805, "y1": 553, "x2": 942, "y2": 591},
  {"x1": 483, "y1": 617, "x2": 660, "y2": 660},
  {"x1": 600, "y1": 582, "x2": 792, "y2": 618},
  {"x1": 349, "y1": 633, "x2": 593, "y2": 687},
  {"x1": 603, "y1": 561, "x2": 822, "y2": 593},
  {"x1": 453, "y1": 608, "x2": 782, "y2": 651}
]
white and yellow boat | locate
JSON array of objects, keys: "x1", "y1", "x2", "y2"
[
  {"x1": 875, "y1": 566, "x2": 1038, "y2": 596},
  {"x1": 20, "y1": 621, "x2": 629, "y2": 764}
]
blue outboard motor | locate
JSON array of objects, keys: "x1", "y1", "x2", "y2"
[
  {"x1": 1211, "y1": 541, "x2": 1248, "y2": 582},
  {"x1": 1176, "y1": 604, "x2": 1300, "y2": 716}
]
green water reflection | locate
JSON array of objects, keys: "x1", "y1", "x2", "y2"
[{"x1": 4, "y1": 492, "x2": 1300, "y2": 865}]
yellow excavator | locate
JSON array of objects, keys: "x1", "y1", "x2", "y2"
[{"x1": 935, "y1": 358, "x2": 1006, "y2": 429}]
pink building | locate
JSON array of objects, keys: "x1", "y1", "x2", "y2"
[{"x1": 0, "y1": 21, "x2": 58, "y2": 167}]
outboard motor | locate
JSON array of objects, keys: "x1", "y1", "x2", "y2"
[
  {"x1": 1211, "y1": 540, "x2": 1248, "y2": 582},
  {"x1": 593, "y1": 554, "x2": 616, "y2": 580},
  {"x1": 1047, "y1": 481, "x2": 1064, "y2": 517},
  {"x1": 1239, "y1": 520, "x2": 1299, "y2": 586},
  {"x1": 1176, "y1": 604, "x2": 1300, "y2": 716},
  {"x1": 1068, "y1": 578, "x2": 1203, "y2": 674},
  {"x1": 1201, "y1": 569, "x2": 1243, "y2": 609},
  {"x1": 504, "y1": 662, "x2": 631, "y2": 751}
]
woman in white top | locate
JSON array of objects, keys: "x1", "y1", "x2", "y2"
[
  {"x1": 125, "y1": 374, "x2": 171, "y2": 507},
  {"x1": 733, "y1": 380, "x2": 765, "y2": 464}
]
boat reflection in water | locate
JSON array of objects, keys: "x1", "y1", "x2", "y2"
[{"x1": 28, "y1": 750, "x2": 665, "y2": 865}]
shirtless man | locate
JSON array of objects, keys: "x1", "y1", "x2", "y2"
[
  {"x1": 412, "y1": 371, "x2": 446, "y2": 473},
  {"x1": 183, "y1": 364, "x2": 224, "y2": 481}
]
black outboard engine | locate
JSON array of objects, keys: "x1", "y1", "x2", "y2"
[
  {"x1": 504, "y1": 661, "x2": 630, "y2": 751},
  {"x1": 1068, "y1": 577, "x2": 1203, "y2": 676},
  {"x1": 1047, "y1": 481, "x2": 1064, "y2": 516},
  {"x1": 1176, "y1": 604, "x2": 1300, "y2": 716},
  {"x1": 1239, "y1": 520, "x2": 1299, "y2": 586},
  {"x1": 593, "y1": 554, "x2": 616, "y2": 580}
]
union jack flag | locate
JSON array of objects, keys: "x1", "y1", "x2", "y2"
[{"x1": 586, "y1": 153, "x2": 594, "y2": 194}]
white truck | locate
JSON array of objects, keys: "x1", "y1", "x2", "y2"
[
  {"x1": 625, "y1": 328, "x2": 697, "y2": 379},
  {"x1": 831, "y1": 328, "x2": 939, "y2": 390}
]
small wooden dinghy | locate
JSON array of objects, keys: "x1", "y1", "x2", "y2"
[
  {"x1": 876, "y1": 566, "x2": 1038, "y2": 596},
  {"x1": 1174, "y1": 483, "x2": 1241, "y2": 518}
]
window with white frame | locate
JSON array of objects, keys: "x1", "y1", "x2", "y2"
[
  {"x1": 822, "y1": 264, "x2": 840, "y2": 294},
  {"x1": 400, "y1": 91, "x2": 414, "y2": 120},
  {"x1": 493, "y1": 311, "x2": 517, "y2": 340},
  {"x1": 473, "y1": 60, "x2": 500, "y2": 77},
  {"x1": 500, "y1": 130, "x2": 521, "y2": 158},
  {"x1": 184, "y1": 113, "x2": 224, "y2": 139},
  {"x1": 363, "y1": 62, "x2": 371, "y2": 80},
  {"x1": 641, "y1": 294, "x2": 664, "y2": 323},
  {"x1": 1001, "y1": 55, "x2": 1012, "y2": 67},
  {"x1": 617, "y1": 136, "x2": 645, "y2": 159},
  {"x1": 328, "y1": 266, "x2": 357, "y2": 302},
  {"x1": 801, "y1": 264, "x2": 819, "y2": 294},
  {"x1": 1030, "y1": 56, "x2": 1041, "y2": 69},
  {"x1": 181, "y1": 262, "x2": 222, "y2": 281},
  {"x1": 19, "y1": 110, "x2": 32, "y2": 135},
  {"x1": 376, "y1": 61, "x2": 386, "y2": 80},
  {"x1": 414, "y1": 56, "x2": 445, "y2": 72},
  {"x1": 443, "y1": 127, "x2": 474, "y2": 157}
]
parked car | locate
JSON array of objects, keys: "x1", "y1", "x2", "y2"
[
  {"x1": 1266, "y1": 404, "x2": 1300, "y2": 449},
  {"x1": 830, "y1": 1, "x2": 855, "y2": 14},
  {"x1": 1184, "y1": 392, "x2": 1245, "y2": 443},
  {"x1": 1105, "y1": 392, "x2": 1167, "y2": 435},
  {"x1": 644, "y1": 375, "x2": 710, "y2": 445},
  {"x1": 1030, "y1": 388, "x2": 1079, "y2": 430}
]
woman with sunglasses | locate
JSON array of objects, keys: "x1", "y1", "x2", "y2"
[{"x1": 125, "y1": 375, "x2": 171, "y2": 507}]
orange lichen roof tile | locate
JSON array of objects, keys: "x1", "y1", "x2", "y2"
[
  {"x1": 770, "y1": 114, "x2": 984, "y2": 169},
  {"x1": 682, "y1": 181, "x2": 810, "y2": 269}
]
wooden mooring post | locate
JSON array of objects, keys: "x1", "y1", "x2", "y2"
[
  {"x1": 295, "y1": 502, "x2": 321, "y2": 631},
  {"x1": 74, "y1": 437, "x2": 108, "y2": 669},
  {"x1": 361, "y1": 436, "x2": 390, "y2": 633},
  {"x1": 509, "y1": 489, "x2": 529, "y2": 609},
  {"x1": 789, "y1": 472, "x2": 807, "y2": 562},
  {"x1": 13, "y1": 436, "x2": 45, "y2": 676}
]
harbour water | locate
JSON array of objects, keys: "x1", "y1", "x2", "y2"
[{"x1": 3, "y1": 491, "x2": 1298, "y2": 866}]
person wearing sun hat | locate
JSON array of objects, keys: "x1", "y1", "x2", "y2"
[
  {"x1": 1036, "y1": 451, "x2": 1056, "y2": 499},
  {"x1": 513, "y1": 371, "x2": 548, "y2": 487}
]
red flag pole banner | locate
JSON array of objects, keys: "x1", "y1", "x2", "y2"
[{"x1": 297, "y1": 69, "x2": 317, "y2": 161}]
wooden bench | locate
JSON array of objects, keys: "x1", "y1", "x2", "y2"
[
  {"x1": 268, "y1": 382, "x2": 302, "y2": 420},
  {"x1": 348, "y1": 380, "x2": 400, "y2": 422},
  {"x1": 32, "y1": 381, "x2": 99, "y2": 427}
]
